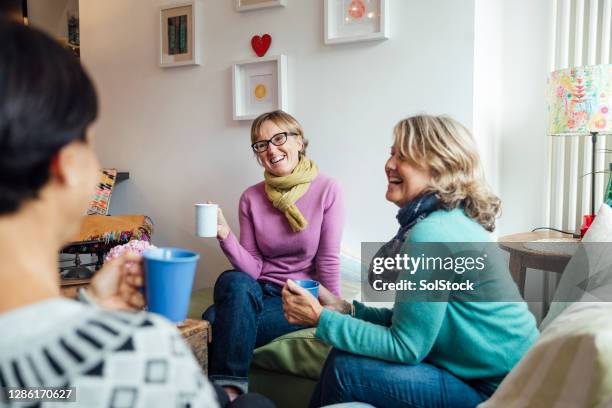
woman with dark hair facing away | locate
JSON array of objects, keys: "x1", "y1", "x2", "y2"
[{"x1": 0, "y1": 19, "x2": 272, "y2": 408}]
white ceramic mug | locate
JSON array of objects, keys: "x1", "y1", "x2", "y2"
[{"x1": 195, "y1": 203, "x2": 218, "y2": 237}]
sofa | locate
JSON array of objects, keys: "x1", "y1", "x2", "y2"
[
  {"x1": 481, "y1": 204, "x2": 612, "y2": 407},
  {"x1": 188, "y1": 208, "x2": 612, "y2": 407}
]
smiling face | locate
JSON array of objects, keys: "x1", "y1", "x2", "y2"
[
  {"x1": 385, "y1": 144, "x2": 431, "y2": 207},
  {"x1": 255, "y1": 120, "x2": 304, "y2": 177}
]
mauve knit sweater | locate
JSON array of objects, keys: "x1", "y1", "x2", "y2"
[{"x1": 219, "y1": 173, "x2": 344, "y2": 295}]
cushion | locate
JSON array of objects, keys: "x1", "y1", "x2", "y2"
[
  {"x1": 73, "y1": 214, "x2": 153, "y2": 243},
  {"x1": 583, "y1": 204, "x2": 612, "y2": 242},
  {"x1": 479, "y1": 302, "x2": 612, "y2": 407},
  {"x1": 541, "y1": 204, "x2": 612, "y2": 328},
  {"x1": 251, "y1": 328, "x2": 331, "y2": 380}
]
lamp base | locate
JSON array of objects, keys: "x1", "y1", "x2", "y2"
[{"x1": 580, "y1": 214, "x2": 596, "y2": 238}]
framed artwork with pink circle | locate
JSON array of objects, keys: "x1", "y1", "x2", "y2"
[{"x1": 324, "y1": 0, "x2": 389, "y2": 45}]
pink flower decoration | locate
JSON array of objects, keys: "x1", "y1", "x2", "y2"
[
  {"x1": 602, "y1": 106, "x2": 609, "y2": 114},
  {"x1": 105, "y1": 240, "x2": 156, "y2": 263}
]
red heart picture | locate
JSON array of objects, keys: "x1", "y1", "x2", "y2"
[{"x1": 251, "y1": 34, "x2": 272, "y2": 57}]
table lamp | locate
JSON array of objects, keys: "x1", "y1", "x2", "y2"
[{"x1": 547, "y1": 64, "x2": 612, "y2": 230}]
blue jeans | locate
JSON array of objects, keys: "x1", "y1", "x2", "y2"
[
  {"x1": 310, "y1": 348, "x2": 496, "y2": 408},
  {"x1": 204, "y1": 270, "x2": 306, "y2": 393}
]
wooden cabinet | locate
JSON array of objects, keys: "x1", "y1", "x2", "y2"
[{"x1": 60, "y1": 278, "x2": 91, "y2": 299}]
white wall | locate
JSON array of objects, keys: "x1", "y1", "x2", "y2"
[
  {"x1": 474, "y1": 0, "x2": 552, "y2": 320},
  {"x1": 474, "y1": 0, "x2": 551, "y2": 237},
  {"x1": 497, "y1": 0, "x2": 550, "y2": 237},
  {"x1": 80, "y1": 0, "x2": 475, "y2": 289},
  {"x1": 473, "y1": 0, "x2": 503, "y2": 195},
  {"x1": 28, "y1": 0, "x2": 79, "y2": 40}
]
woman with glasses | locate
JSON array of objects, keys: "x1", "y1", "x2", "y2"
[{"x1": 204, "y1": 110, "x2": 344, "y2": 399}]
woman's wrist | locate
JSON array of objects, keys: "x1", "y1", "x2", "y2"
[
  {"x1": 313, "y1": 303, "x2": 324, "y2": 326},
  {"x1": 340, "y1": 300, "x2": 354, "y2": 316},
  {"x1": 217, "y1": 228, "x2": 230, "y2": 241}
]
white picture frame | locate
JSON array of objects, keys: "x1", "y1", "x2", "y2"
[
  {"x1": 232, "y1": 55, "x2": 288, "y2": 121},
  {"x1": 324, "y1": 0, "x2": 389, "y2": 45},
  {"x1": 159, "y1": 0, "x2": 202, "y2": 68},
  {"x1": 235, "y1": 0, "x2": 287, "y2": 12}
]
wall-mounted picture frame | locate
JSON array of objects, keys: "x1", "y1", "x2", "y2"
[
  {"x1": 232, "y1": 55, "x2": 288, "y2": 121},
  {"x1": 159, "y1": 1, "x2": 201, "y2": 68},
  {"x1": 324, "y1": 0, "x2": 389, "y2": 45},
  {"x1": 235, "y1": 0, "x2": 286, "y2": 12}
]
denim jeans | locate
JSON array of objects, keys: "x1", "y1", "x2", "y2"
[
  {"x1": 310, "y1": 348, "x2": 496, "y2": 408},
  {"x1": 204, "y1": 270, "x2": 306, "y2": 393}
]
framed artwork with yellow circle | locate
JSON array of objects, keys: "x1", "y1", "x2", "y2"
[{"x1": 232, "y1": 55, "x2": 288, "y2": 121}]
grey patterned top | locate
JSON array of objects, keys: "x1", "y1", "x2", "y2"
[{"x1": 0, "y1": 298, "x2": 219, "y2": 408}]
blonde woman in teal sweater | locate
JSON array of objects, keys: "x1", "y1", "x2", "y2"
[{"x1": 282, "y1": 115, "x2": 539, "y2": 407}]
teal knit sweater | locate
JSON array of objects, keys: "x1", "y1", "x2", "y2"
[{"x1": 316, "y1": 208, "x2": 539, "y2": 384}]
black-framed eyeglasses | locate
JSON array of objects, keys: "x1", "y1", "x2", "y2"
[{"x1": 251, "y1": 132, "x2": 298, "y2": 153}]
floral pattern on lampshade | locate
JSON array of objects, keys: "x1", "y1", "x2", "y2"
[{"x1": 547, "y1": 64, "x2": 612, "y2": 135}]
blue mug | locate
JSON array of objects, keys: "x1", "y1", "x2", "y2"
[
  {"x1": 294, "y1": 279, "x2": 320, "y2": 298},
  {"x1": 143, "y1": 248, "x2": 199, "y2": 323}
]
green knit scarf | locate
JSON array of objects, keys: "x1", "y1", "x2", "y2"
[{"x1": 264, "y1": 156, "x2": 319, "y2": 232}]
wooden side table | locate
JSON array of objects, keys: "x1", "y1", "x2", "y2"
[
  {"x1": 60, "y1": 278, "x2": 91, "y2": 298},
  {"x1": 178, "y1": 319, "x2": 211, "y2": 375},
  {"x1": 498, "y1": 231, "x2": 578, "y2": 312}
]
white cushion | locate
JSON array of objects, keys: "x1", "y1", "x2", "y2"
[
  {"x1": 541, "y1": 204, "x2": 612, "y2": 328},
  {"x1": 583, "y1": 204, "x2": 612, "y2": 242},
  {"x1": 479, "y1": 302, "x2": 612, "y2": 407}
]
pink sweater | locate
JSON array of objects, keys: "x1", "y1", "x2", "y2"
[{"x1": 219, "y1": 173, "x2": 344, "y2": 296}]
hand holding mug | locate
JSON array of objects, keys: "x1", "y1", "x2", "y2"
[
  {"x1": 216, "y1": 205, "x2": 231, "y2": 241},
  {"x1": 282, "y1": 279, "x2": 323, "y2": 326},
  {"x1": 89, "y1": 251, "x2": 145, "y2": 311},
  {"x1": 202, "y1": 201, "x2": 231, "y2": 240}
]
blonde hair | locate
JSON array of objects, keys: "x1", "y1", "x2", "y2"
[
  {"x1": 251, "y1": 110, "x2": 309, "y2": 156},
  {"x1": 393, "y1": 115, "x2": 501, "y2": 232}
]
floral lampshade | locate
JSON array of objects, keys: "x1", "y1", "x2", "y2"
[{"x1": 547, "y1": 64, "x2": 612, "y2": 136}]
